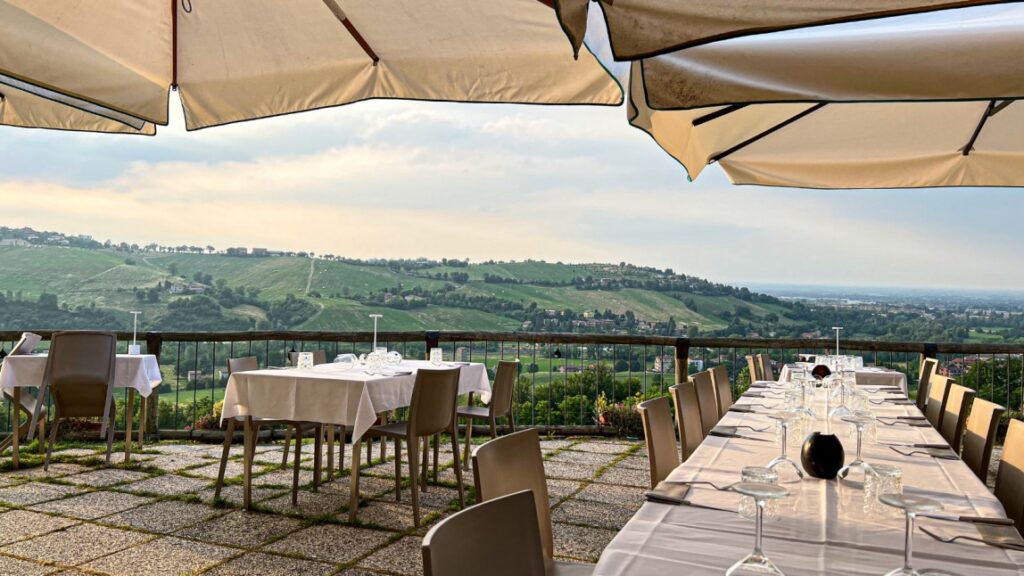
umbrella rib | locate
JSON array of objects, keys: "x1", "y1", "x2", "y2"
[
  {"x1": 322, "y1": 0, "x2": 380, "y2": 65},
  {"x1": 0, "y1": 72, "x2": 147, "y2": 130},
  {"x1": 961, "y1": 100, "x2": 1004, "y2": 156},
  {"x1": 710, "y1": 103, "x2": 826, "y2": 163},
  {"x1": 693, "y1": 104, "x2": 748, "y2": 127}
]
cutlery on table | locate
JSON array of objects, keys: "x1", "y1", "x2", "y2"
[
  {"x1": 708, "y1": 429, "x2": 770, "y2": 442},
  {"x1": 919, "y1": 525, "x2": 1024, "y2": 551},
  {"x1": 666, "y1": 480, "x2": 739, "y2": 492},
  {"x1": 879, "y1": 419, "x2": 931, "y2": 428},
  {"x1": 921, "y1": 514, "x2": 1016, "y2": 526},
  {"x1": 888, "y1": 445, "x2": 959, "y2": 460},
  {"x1": 883, "y1": 442, "x2": 949, "y2": 450}
]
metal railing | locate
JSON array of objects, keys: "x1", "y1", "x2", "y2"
[{"x1": 2, "y1": 331, "x2": 1022, "y2": 436}]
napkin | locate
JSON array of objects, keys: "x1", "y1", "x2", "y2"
[{"x1": 645, "y1": 482, "x2": 692, "y2": 505}]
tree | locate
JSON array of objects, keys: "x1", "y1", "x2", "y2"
[
  {"x1": 147, "y1": 287, "x2": 160, "y2": 303},
  {"x1": 38, "y1": 293, "x2": 58, "y2": 311}
]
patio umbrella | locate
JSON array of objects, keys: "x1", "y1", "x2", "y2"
[
  {"x1": 626, "y1": 4, "x2": 1024, "y2": 188},
  {"x1": 554, "y1": 0, "x2": 1007, "y2": 60},
  {"x1": 0, "y1": 0, "x2": 622, "y2": 135}
]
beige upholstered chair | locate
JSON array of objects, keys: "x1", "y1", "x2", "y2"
[
  {"x1": 961, "y1": 398, "x2": 1005, "y2": 481},
  {"x1": 669, "y1": 381, "x2": 703, "y2": 461},
  {"x1": 917, "y1": 357, "x2": 938, "y2": 411},
  {"x1": 995, "y1": 419, "x2": 1024, "y2": 529},
  {"x1": 459, "y1": 360, "x2": 517, "y2": 470},
  {"x1": 638, "y1": 396, "x2": 681, "y2": 488},
  {"x1": 710, "y1": 365, "x2": 734, "y2": 417},
  {"x1": 422, "y1": 490, "x2": 547, "y2": 576},
  {"x1": 924, "y1": 375, "x2": 953, "y2": 430},
  {"x1": 36, "y1": 331, "x2": 117, "y2": 469},
  {"x1": 0, "y1": 332, "x2": 46, "y2": 455},
  {"x1": 746, "y1": 355, "x2": 763, "y2": 382},
  {"x1": 472, "y1": 428, "x2": 594, "y2": 576},
  {"x1": 368, "y1": 367, "x2": 465, "y2": 527},
  {"x1": 288, "y1": 350, "x2": 328, "y2": 366},
  {"x1": 692, "y1": 371, "x2": 720, "y2": 436},
  {"x1": 939, "y1": 384, "x2": 975, "y2": 449},
  {"x1": 757, "y1": 354, "x2": 776, "y2": 382}
]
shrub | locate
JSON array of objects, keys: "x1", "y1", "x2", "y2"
[{"x1": 594, "y1": 392, "x2": 643, "y2": 439}]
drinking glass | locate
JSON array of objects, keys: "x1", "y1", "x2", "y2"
[
  {"x1": 727, "y1": 482, "x2": 790, "y2": 576},
  {"x1": 880, "y1": 494, "x2": 942, "y2": 576},
  {"x1": 333, "y1": 353, "x2": 357, "y2": 370},
  {"x1": 386, "y1": 351, "x2": 403, "y2": 367},
  {"x1": 430, "y1": 347, "x2": 444, "y2": 366},
  {"x1": 838, "y1": 414, "x2": 875, "y2": 480},
  {"x1": 365, "y1": 352, "x2": 384, "y2": 375},
  {"x1": 852, "y1": 409, "x2": 877, "y2": 443},
  {"x1": 863, "y1": 463, "x2": 902, "y2": 516},
  {"x1": 767, "y1": 413, "x2": 804, "y2": 480},
  {"x1": 739, "y1": 467, "x2": 779, "y2": 520}
]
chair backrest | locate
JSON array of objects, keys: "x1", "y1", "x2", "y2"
[
  {"x1": 228, "y1": 356, "x2": 259, "y2": 375},
  {"x1": 638, "y1": 396, "x2": 681, "y2": 488},
  {"x1": 746, "y1": 355, "x2": 762, "y2": 382},
  {"x1": 288, "y1": 350, "x2": 327, "y2": 366},
  {"x1": 692, "y1": 370, "x2": 720, "y2": 436},
  {"x1": 710, "y1": 365, "x2": 733, "y2": 417},
  {"x1": 995, "y1": 419, "x2": 1024, "y2": 529},
  {"x1": 44, "y1": 331, "x2": 117, "y2": 419},
  {"x1": 962, "y1": 398, "x2": 1005, "y2": 481},
  {"x1": 473, "y1": 429, "x2": 554, "y2": 560},
  {"x1": 409, "y1": 367, "x2": 461, "y2": 437},
  {"x1": 489, "y1": 360, "x2": 518, "y2": 417},
  {"x1": 757, "y1": 354, "x2": 775, "y2": 381},
  {"x1": 924, "y1": 375, "x2": 953, "y2": 429},
  {"x1": 422, "y1": 490, "x2": 546, "y2": 576},
  {"x1": 669, "y1": 381, "x2": 703, "y2": 460},
  {"x1": 939, "y1": 384, "x2": 975, "y2": 449},
  {"x1": 917, "y1": 357, "x2": 938, "y2": 411}
]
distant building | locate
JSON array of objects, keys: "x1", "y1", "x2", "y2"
[
  {"x1": 251, "y1": 248, "x2": 269, "y2": 257},
  {"x1": 653, "y1": 355, "x2": 674, "y2": 372},
  {"x1": 688, "y1": 359, "x2": 704, "y2": 372},
  {"x1": 225, "y1": 247, "x2": 248, "y2": 256},
  {"x1": 0, "y1": 238, "x2": 29, "y2": 247}
]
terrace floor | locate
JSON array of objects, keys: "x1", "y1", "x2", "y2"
[{"x1": 0, "y1": 436, "x2": 646, "y2": 575}]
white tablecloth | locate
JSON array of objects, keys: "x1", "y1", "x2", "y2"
[
  {"x1": 0, "y1": 354, "x2": 162, "y2": 397},
  {"x1": 221, "y1": 360, "x2": 491, "y2": 442},
  {"x1": 779, "y1": 362, "x2": 909, "y2": 394},
  {"x1": 594, "y1": 383, "x2": 1024, "y2": 575}
]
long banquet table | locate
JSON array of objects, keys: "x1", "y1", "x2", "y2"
[
  {"x1": 595, "y1": 379, "x2": 1024, "y2": 575},
  {"x1": 779, "y1": 362, "x2": 909, "y2": 394},
  {"x1": 221, "y1": 360, "x2": 491, "y2": 518}
]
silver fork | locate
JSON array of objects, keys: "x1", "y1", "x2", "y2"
[
  {"x1": 667, "y1": 480, "x2": 738, "y2": 492},
  {"x1": 888, "y1": 446, "x2": 958, "y2": 460},
  {"x1": 920, "y1": 525, "x2": 1024, "y2": 552}
]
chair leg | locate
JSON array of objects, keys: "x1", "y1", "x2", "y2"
[
  {"x1": 432, "y1": 433, "x2": 439, "y2": 484},
  {"x1": 44, "y1": 415, "x2": 60, "y2": 471},
  {"x1": 37, "y1": 418, "x2": 46, "y2": 455},
  {"x1": 104, "y1": 401, "x2": 115, "y2": 465},
  {"x1": 489, "y1": 417, "x2": 497, "y2": 439},
  {"x1": 379, "y1": 417, "x2": 387, "y2": 462},
  {"x1": 326, "y1": 425, "x2": 335, "y2": 482},
  {"x1": 282, "y1": 425, "x2": 292, "y2": 469},
  {"x1": 449, "y1": 425, "x2": 465, "y2": 509},
  {"x1": 292, "y1": 424, "x2": 303, "y2": 506},
  {"x1": 420, "y1": 436, "x2": 429, "y2": 493},
  {"x1": 462, "y1": 416, "x2": 474, "y2": 470},
  {"x1": 394, "y1": 437, "x2": 402, "y2": 502},
  {"x1": 366, "y1": 434, "x2": 373, "y2": 463},
  {"x1": 408, "y1": 436, "x2": 421, "y2": 527},
  {"x1": 215, "y1": 418, "x2": 236, "y2": 499},
  {"x1": 312, "y1": 424, "x2": 323, "y2": 491},
  {"x1": 338, "y1": 425, "x2": 346, "y2": 473},
  {"x1": 508, "y1": 410, "x2": 516, "y2": 433}
]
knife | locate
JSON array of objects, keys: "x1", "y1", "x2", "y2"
[{"x1": 922, "y1": 514, "x2": 1016, "y2": 527}]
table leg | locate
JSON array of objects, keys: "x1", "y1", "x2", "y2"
[
  {"x1": 138, "y1": 396, "x2": 146, "y2": 448},
  {"x1": 313, "y1": 424, "x2": 323, "y2": 491},
  {"x1": 124, "y1": 389, "x2": 135, "y2": 463},
  {"x1": 348, "y1": 434, "x2": 362, "y2": 522},
  {"x1": 243, "y1": 416, "x2": 253, "y2": 510},
  {"x1": 11, "y1": 388, "x2": 20, "y2": 470},
  {"x1": 326, "y1": 425, "x2": 335, "y2": 482}
]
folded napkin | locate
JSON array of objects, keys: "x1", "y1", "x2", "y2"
[{"x1": 646, "y1": 481, "x2": 692, "y2": 505}]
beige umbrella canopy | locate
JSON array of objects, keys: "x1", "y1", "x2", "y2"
[
  {"x1": 0, "y1": 0, "x2": 622, "y2": 135},
  {"x1": 628, "y1": 4, "x2": 1024, "y2": 188}
]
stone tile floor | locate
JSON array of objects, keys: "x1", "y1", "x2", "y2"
[{"x1": 0, "y1": 436, "x2": 646, "y2": 575}]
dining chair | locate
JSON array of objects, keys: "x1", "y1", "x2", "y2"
[
  {"x1": 459, "y1": 360, "x2": 517, "y2": 470},
  {"x1": 757, "y1": 354, "x2": 776, "y2": 382},
  {"x1": 924, "y1": 375, "x2": 953, "y2": 430},
  {"x1": 367, "y1": 367, "x2": 465, "y2": 527},
  {"x1": 692, "y1": 370, "x2": 720, "y2": 437},
  {"x1": 638, "y1": 396, "x2": 680, "y2": 489},
  {"x1": 961, "y1": 398, "x2": 1005, "y2": 482},
  {"x1": 994, "y1": 419, "x2": 1024, "y2": 529},
  {"x1": 0, "y1": 332, "x2": 47, "y2": 455},
  {"x1": 422, "y1": 490, "x2": 547, "y2": 576},
  {"x1": 35, "y1": 331, "x2": 117, "y2": 470},
  {"x1": 746, "y1": 355, "x2": 763, "y2": 382},
  {"x1": 288, "y1": 350, "x2": 327, "y2": 366},
  {"x1": 472, "y1": 428, "x2": 595, "y2": 575},
  {"x1": 939, "y1": 384, "x2": 975, "y2": 450},
  {"x1": 710, "y1": 365, "x2": 734, "y2": 417},
  {"x1": 669, "y1": 380, "x2": 703, "y2": 461},
  {"x1": 916, "y1": 357, "x2": 938, "y2": 412}
]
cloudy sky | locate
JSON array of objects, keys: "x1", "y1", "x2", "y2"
[{"x1": 1, "y1": 97, "x2": 1021, "y2": 291}]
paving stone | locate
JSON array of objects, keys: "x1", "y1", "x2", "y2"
[
  {"x1": 543, "y1": 460, "x2": 602, "y2": 481},
  {"x1": 145, "y1": 454, "x2": 211, "y2": 472},
  {"x1": 198, "y1": 484, "x2": 286, "y2": 507},
  {"x1": 265, "y1": 524, "x2": 392, "y2": 564},
  {"x1": 391, "y1": 485, "x2": 461, "y2": 511},
  {"x1": 175, "y1": 510, "x2": 303, "y2": 548},
  {"x1": 566, "y1": 441, "x2": 635, "y2": 455},
  {"x1": 204, "y1": 551, "x2": 335, "y2": 576},
  {"x1": 0, "y1": 554, "x2": 55, "y2": 576},
  {"x1": 593, "y1": 464, "x2": 649, "y2": 488},
  {"x1": 552, "y1": 499, "x2": 636, "y2": 530},
  {"x1": 358, "y1": 536, "x2": 423, "y2": 575},
  {"x1": 547, "y1": 479, "x2": 583, "y2": 502},
  {"x1": 615, "y1": 456, "x2": 651, "y2": 471},
  {"x1": 260, "y1": 489, "x2": 350, "y2": 517},
  {"x1": 117, "y1": 473, "x2": 210, "y2": 496},
  {"x1": 539, "y1": 440, "x2": 577, "y2": 452},
  {"x1": 547, "y1": 450, "x2": 619, "y2": 468},
  {"x1": 101, "y1": 500, "x2": 223, "y2": 533},
  {"x1": 184, "y1": 461, "x2": 256, "y2": 480},
  {"x1": 575, "y1": 483, "x2": 647, "y2": 508},
  {"x1": 355, "y1": 501, "x2": 426, "y2": 531},
  {"x1": 149, "y1": 444, "x2": 211, "y2": 456},
  {"x1": 337, "y1": 570, "x2": 386, "y2": 576},
  {"x1": 252, "y1": 468, "x2": 316, "y2": 488},
  {"x1": 552, "y1": 522, "x2": 618, "y2": 562},
  {"x1": 0, "y1": 510, "x2": 78, "y2": 545},
  {"x1": 82, "y1": 536, "x2": 237, "y2": 576},
  {"x1": 9, "y1": 463, "x2": 92, "y2": 480},
  {"x1": 352, "y1": 475, "x2": 398, "y2": 499},
  {"x1": 0, "y1": 522, "x2": 150, "y2": 565},
  {"x1": 0, "y1": 482, "x2": 86, "y2": 506},
  {"x1": 63, "y1": 468, "x2": 151, "y2": 488},
  {"x1": 30, "y1": 491, "x2": 153, "y2": 520},
  {"x1": 51, "y1": 448, "x2": 100, "y2": 458}
]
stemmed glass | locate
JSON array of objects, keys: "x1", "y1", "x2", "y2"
[
  {"x1": 829, "y1": 370, "x2": 856, "y2": 420},
  {"x1": 767, "y1": 413, "x2": 804, "y2": 480},
  {"x1": 728, "y1": 482, "x2": 791, "y2": 576},
  {"x1": 880, "y1": 494, "x2": 942, "y2": 576},
  {"x1": 838, "y1": 414, "x2": 875, "y2": 480}
]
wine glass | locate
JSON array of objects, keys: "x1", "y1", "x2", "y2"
[
  {"x1": 429, "y1": 347, "x2": 444, "y2": 366},
  {"x1": 829, "y1": 371, "x2": 855, "y2": 420},
  {"x1": 880, "y1": 494, "x2": 942, "y2": 576},
  {"x1": 739, "y1": 467, "x2": 779, "y2": 520},
  {"x1": 838, "y1": 414, "x2": 875, "y2": 480},
  {"x1": 863, "y1": 463, "x2": 902, "y2": 516},
  {"x1": 728, "y1": 482, "x2": 791, "y2": 576},
  {"x1": 767, "y1": 413, "x2": 804, "y2": 480}
]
